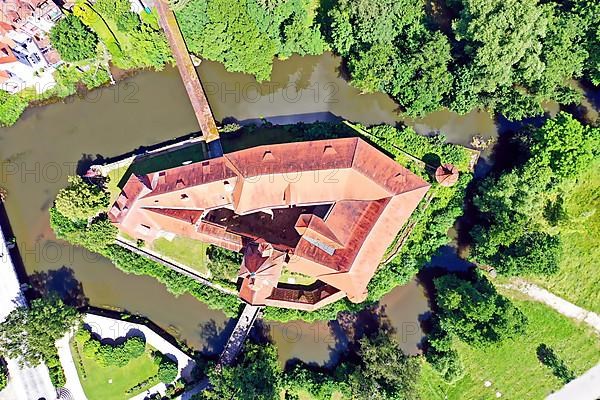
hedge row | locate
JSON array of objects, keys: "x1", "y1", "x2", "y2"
[{"x1": 76, "y1": 327, "x2": 146, "y2": 367}]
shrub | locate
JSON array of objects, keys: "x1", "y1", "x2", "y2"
[
  {"x1": 0, "y1": 90, "x2": 28, "y2": 127},
  {"x1": 156, "y1": 356, "x2": 178, "y2": 384},
  {"x1": 50, "y1": 14, "x2": 98, "y2": 62},
  {"x1": 54, "y1": 176, "x2": 109, "y2": 221},
  {"x1": 45, "y1": 353, "x2": 66, "y2": 387}
]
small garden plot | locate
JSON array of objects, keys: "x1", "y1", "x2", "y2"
[{"x1": 71, "y1": 327, "x2": 178, "y2": 400}]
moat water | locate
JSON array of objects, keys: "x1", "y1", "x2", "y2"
[{"x1": 0, "y1": 52, "x2": 595, "y2": 365}]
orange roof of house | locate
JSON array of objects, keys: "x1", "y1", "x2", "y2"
[
  {"x1": 0, "y1": 43, "x2": 17, "y2": 64},
  {"x1": 110, "y1": 137, "x2": 430, "y2": 310}
]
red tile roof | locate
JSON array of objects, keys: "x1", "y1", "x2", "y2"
[{"x1": 111, "y1": 137, "x2": 430, "y2": 309}]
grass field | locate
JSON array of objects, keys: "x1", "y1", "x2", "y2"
[
  {"x1": 71, "y1": 339, "x2": 159, "y2": 400},
  {"x1": 151, "y1": 236, "x2": 210, "y2": 276},
  {"x1": 528, "y1": 158, "x2": 600, "y2": 313},
  {"x1": 418, "y1": 294, "x2": 600, "y2": 400}
]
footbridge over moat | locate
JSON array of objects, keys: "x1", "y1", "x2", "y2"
[
  {"x1": 115, "y1": 238, "x2": 261, "y2": 369},
  {"x1": 150, "y1": 0, "x2": 221, "y2": 145}
]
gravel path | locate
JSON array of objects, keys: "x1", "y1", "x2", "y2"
[{"x1": 501, "y1": 279, "x2": 600, "y2": 334}]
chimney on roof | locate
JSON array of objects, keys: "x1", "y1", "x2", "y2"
[
  {"x1": 262, "y1": 151, "x2": 275, "y2": 161},
  {"x1": 323, "y1": 145, "x2": 337, "y2": 156}
]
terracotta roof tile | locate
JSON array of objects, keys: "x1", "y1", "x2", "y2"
[{"x1": 110, "y1": 137, "x2": 430, "y2": 309}]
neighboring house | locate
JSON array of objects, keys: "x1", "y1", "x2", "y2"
[
  {"x1": 0, "y1": 0, "x2": 62, "y2": 93},
  {"x1": 1, "y1": 0, "x2": 62, "y2": 36},
  {"x1": 0, "y1": 24, "x2": 54, "y2": 93},
  {"x1": 109, "y1": 137, "x2": 431, "y2": 311}
]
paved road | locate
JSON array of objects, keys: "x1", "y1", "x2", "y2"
[{"x1": 503, "y1": 279, "x2": 600, "y2": 333}]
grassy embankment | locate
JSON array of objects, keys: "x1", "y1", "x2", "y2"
[
  {"x1": 527, "y1": 158, "x2": 600, "y2": 313},
  {"x1": 418, "y1": 294, "x2": 600, "y2": 400}
]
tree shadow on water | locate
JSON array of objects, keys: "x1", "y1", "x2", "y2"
[
  {"x1": 28, "y1": 266, "x2": 89, "y2": 308},
  {"x1": 198, "y1": 318, "x2": 237, "y2": 356}
]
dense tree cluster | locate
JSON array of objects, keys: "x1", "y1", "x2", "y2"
[
  {"x1": 329, "y1": 0, "x2": 453, "y2": 117},
  {"x1": 470, "y1": 112, "x2": 600, "y2": 275},
  {"x1": 434, "y1": 273, "x2": 527, "y2": 346},
  {"x1": 50, "y1": 14, "x2": 99, "y2": 62},
  {"x1": 72, "y1": 0, "x2": 173, "y2": 70},
  {"x1": 196, "y1": 329, "x2": 421, "y2": 400},
  {"x1": 176, "y1": 0, "x2": 599, "y2": 119},
  {"x1": 176, "y1": 0, "x2": 326, "y2": 81},
  {"x1": 0, "y1": 296, "x2": 79, "y2": 386},
  {"x1": 198, "y1": 343, "x2": 281, "y2": 400}
]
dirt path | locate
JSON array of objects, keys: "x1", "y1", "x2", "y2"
[{"x1": 501, "y1": 279, "x2": 600, "y2": 334}]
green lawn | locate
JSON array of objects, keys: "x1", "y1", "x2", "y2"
[
  {"x1": 528, "y1": 158, "x2": 600, "y2": 313},
  {"x1": 151, "y1": 236, "x2": 210, "y2": 276},
  {"x1": 71, "y1": 339, "x2": 159, "y2": 400},
  {"x1": 279, "y1": 268, "x2": 317, "y2": 285},
  {"x1": 418, "y1": 295, "x2": 600, "y2": 400}
]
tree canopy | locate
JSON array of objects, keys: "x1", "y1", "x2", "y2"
[
  {"x1": 54, "y1": 175, "x2": 109, "y2": 222},
  {"x1": 346, "y1": 331, "x2": 421, "y2": 400},
  {"x1": 197, "y1": 343, "x2": 281, "y2": 400},
  {"x1": 434, "y1": 274, "x2": 527, "y2": 346},
  {"x1": 50, "y1": 14, "x2": 99, "y2": 62},
  {"x1": 0, "y1": 296, "x2": 79, "y2": 366},
  {"x1": 177, "y1": 0, "x2": 326, "y2": 81},
  {"x1": 470, "y1": 112, "x2": 600, "y2": 274},
  {"x1": 329, "y1": 0, "x2": 453, "y2": 117}
]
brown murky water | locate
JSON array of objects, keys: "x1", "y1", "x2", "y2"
[{"x1": 0, "y1": 53, "x2": 517, "y2": 364}]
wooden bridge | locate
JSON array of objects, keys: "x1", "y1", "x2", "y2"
[
  {"x1": 218, "y1": 304, "x2": 262, "y2": 367},
  {"x1": 152, "y1": 0, "x2": 220, "y2": 143}
]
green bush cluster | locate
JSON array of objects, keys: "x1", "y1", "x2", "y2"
[
  {"x1": 0, "y1": 90, "x2": 28, "y2": 127},
  {"x1": 45, "y1": 354, "x2": 66, "y2": 387},
  {"x1": 76, "y1": 327, "x2": 147, "y2": 367},
  {"x1": 470, "y1": 112, "x2": 600, "y2": 276},
  {"x1": 433, "y1": 273, "x2": 527, "y2": 347},
  {"x1": 423, "y1": 318, "x2": 465, "y2": 383},
  {"x1": 155, "y1": 354, "x2": 178, "y2": 383}
]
